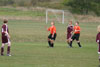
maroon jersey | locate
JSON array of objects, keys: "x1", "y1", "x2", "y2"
[
  {"x1": 67, "y1": 25, "x2": 73, "y2": 34},
  {"x1": 96, "y1": 32, "x2": 100, "y2": 43},
  {"x1": 96, "y1": 32, "x2": 100, "y2": 53},
  {"x1": 1, "y1": 24, "x2": 9, "y2": 43},
  {"x1": 67, "y1": 25, "x2": 73, "y2": 39}
]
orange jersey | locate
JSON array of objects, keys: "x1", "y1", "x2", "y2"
[
  {"x1": 74, "y1": 26, "x2": 80, "y2": 34},
  {"x1": 48, "y1": 25, "x2": 56, "y2": 34}
]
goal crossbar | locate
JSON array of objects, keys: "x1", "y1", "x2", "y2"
[{"x1": 46, "y1": 9, "x2": 64, "y2": 24}]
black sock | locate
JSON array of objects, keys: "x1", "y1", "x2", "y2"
[
  {"x1": 1, "y1": 47, "x2": 4, "y2": 55},
  {"x1": 48, "y1": 41, "x2": 51, "y2": 47},
  {"x1": 51, "y1": 43, "x2": 54, "y2": 47},
  {"x1": 78, "y1": 42, "x2": 82, "y2": 47},
  {"x1": 7, "y1": 46, "x2": 10, "y2": 54},
  {"x1": 69, "y1": 41, "x2": 72, "y2": 47}
]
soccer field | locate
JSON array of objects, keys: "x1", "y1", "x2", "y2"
[
  {"x1": 0, "y1": 20, "x2": 99, "y2": 67},
  {"x1": 0, "y1": 7, "x2": 99, "y2": 67}
]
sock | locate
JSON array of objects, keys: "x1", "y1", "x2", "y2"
[
  {"x1": 77, "y1": 42, "x2": 82, "y2": 47},
  {"x1": 48, "y1": 41, "x2": 51, "y2": 47},
  {"x1": 1, "y1": 47, "x2": 4, "y2": 55},
  {"x1": 51, "y1": 43, "x2": 54, "y2": 47},
  {"x1": 7, "y1": 46, "x2": 10, "y2": 54},
  {"x1": 69, "y1": 41, "x2": 72, "y2": 47}
]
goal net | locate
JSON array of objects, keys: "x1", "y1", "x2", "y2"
[
  {"x1": 46, "y1": 9, "x2": 64, "y2": 24},
  {"x1": 46, "y1": 9, "x2": 76, "y2": 24}
]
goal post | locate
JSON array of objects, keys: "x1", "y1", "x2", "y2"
[{"x1": 46, "y1": 9, "x2": 64, "y2": 24}]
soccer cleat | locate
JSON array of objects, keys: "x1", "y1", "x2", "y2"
[
  {"x1": 7, "y1": 54, "x2": 11, "y2": 56},
  {"x1": 79, "y1": 46, "x2": 82, "y2": 48},
  {"x1": 69, "y1": 47, "x2": 72, "y2": 48},
  {"x1": 47, "y1": 46, "x2": 53, "y2": 48},
  {"x1": 68, "y1": 45, "x2": 72, "y2": 48}
]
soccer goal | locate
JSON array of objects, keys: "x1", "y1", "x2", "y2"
[{"x1": 46, "y1": 9, "x2": 64, "y2": 24}]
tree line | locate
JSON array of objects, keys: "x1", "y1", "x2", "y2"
[
  {"x1": 0, "y1": 0, "x2": 51, "y2": 6},
  {"x1": 0, "y1": 0, "x2": 100, "y2": 16},
  {"x1": 63, "y1": 0, "x2": 100, "y2": 16}
]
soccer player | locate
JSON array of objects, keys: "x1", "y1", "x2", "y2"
[
  {"x1": 69, "y1": 21, "x2": 82, "y2": 48},
  {"x1": 66, "y1": 21, "x2": 73, "y2": 47},
  {"x1": 46, "y1": 22, "x2": 57, "y2": 47},
  {"x1": 96, "y1": 25, "x2": 100, "y2": 62},
  {"x1": 1, "y1": 19, "x2": 11, "y2": 56}
]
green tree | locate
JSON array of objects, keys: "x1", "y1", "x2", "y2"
[
  {"x1": 0, "y1": 0, "x2": 14, "y2": 6},
  {"x1": 63, "y1": 0, "x2": 100, "y2": 16}
]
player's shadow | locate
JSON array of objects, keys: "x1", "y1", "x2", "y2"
[{"x1": 98, "y1": 65, "x2": 100, "y2": 67}]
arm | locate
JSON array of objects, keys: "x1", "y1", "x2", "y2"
[
  {"x1": 75, "y1": 30, "x2": 80, "y2": 32},
  {"x1": 48, "y1": 27, "x2": 50, "y2": 31},
  {"x1": 71, "y1": 27, "x2": 74, "y2": 34},
  {"x1": 45, "y1": 26, "x2": 50, "y2": 31},
  {"x1": 67, "y1": 27, "x2": 73, "y2": 34},
  {"x1": 96, "y1": 34, "x2": 99, "y2": 43},
  {"x1": 52, "y1": 31, "x2": 56, "y2": 38},
  {"x1": 3, "y1": 25, "x2": 10, "y2": 38},
  {"x1": 52, "y1": 27, "x2": 56, "y2": 37}
]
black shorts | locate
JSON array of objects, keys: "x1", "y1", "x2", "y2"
[
  {"x1": 48, "y1": 33, "x2": 57, "y2": 40},
  {"x1": 71, "y1": 34, "x2": 80, "y2": 41}
]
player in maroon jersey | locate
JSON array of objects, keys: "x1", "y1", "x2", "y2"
[
  {"x1": 66, "y1": 21, "x2": 73, "y2": 47},
  {"x1": 1, "y1": 19, "x2": 11, "y2": 56},
  {"x1": 96, "y1": 25, "x2": 100, "y2": 62}
]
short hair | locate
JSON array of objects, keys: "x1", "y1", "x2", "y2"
[
  {"x1": 69, "y1": 21, "x2": 72, "y2": 24},
  {"x1": 76, "y1": 21, "x2": 79, "y2": 24},
  {"x1": 3, "y1": 19, "x2": 8, "y2": 23},
  {"x1": 97, "y1": 25, "x2": 100, "y2": 32}
]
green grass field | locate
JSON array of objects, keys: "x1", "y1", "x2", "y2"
[{"x1": 0, "y1": 7, "x2": 99, "y2": 67}]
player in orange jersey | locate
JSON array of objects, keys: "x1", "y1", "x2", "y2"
[
  {"x1": 46, "y1": 22, "x2": 57, "y2": 47},
  {"x1": 69, "y1": 21, "x2": 82, "y2": 48}
]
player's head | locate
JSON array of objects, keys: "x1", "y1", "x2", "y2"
[
  {"x1": 97, "y1": 25, "x2": 100, "y2": 32},
  {"x1": 69, "y1": 21, "x2": 72, "y2": 25},
  {"x1": 51, "y1": 22, "x2": 55, "y2": 26},
  {"x1": 75, "y1": 21, "x2": 79, "y2": 26},
  {"x1": 3, "y1": 19, "x2": 8, "y2": 24}
]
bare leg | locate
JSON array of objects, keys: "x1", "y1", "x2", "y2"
[
  {"x1": 67, "y1": 39, "x2": 70, "y2": 44},
  {"x1": 67, "y1": 39, "x2": 71, "y2": 47}
]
